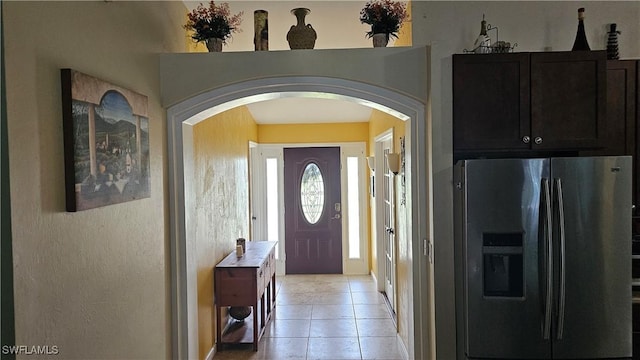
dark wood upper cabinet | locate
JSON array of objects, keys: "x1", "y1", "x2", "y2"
[
  {"x1": 530, "y1": 51, "x2": 606, "y2": 150},
  {"x1": 453, "y1": 53, "x2": 530, "y2": 151},
  {"x1": 454, "y1": 51, "x2": 607, "y2": 154}
]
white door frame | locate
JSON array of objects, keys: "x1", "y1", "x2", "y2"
[{"x1": 166, "y1": 77, "x2": 428, "y2": 360}]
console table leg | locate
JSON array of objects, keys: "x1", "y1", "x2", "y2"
[
  {"x1": 260, "y1": 293, "x2": 266, "y2": 330},
  {"x1": 216, "y1": 305, "x2": 222, "y2": 351},
  {"x1": 266, "y1": 282, "x2": 272, "y2": 316},
  {"x1": 253, "y1": 302, "x2": 258, "y2": 351},
  {"x1": 272, "y1": 274, "x2": 276, "y2": 308}
]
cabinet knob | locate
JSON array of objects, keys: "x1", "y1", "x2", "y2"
[
  {"x1": 534, "y1": 137, "x2": 543, "y2": 145},
  {"x1": 522, "y1": 136, "x2": 531, "y2": 144}
]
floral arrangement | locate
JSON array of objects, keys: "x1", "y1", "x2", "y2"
[
  {"x1": 359, "y1": 0, "x2": 408, "y2": 39},
  {"x1": 184, "y1": 1, "x2": 243, "y2": 44}
]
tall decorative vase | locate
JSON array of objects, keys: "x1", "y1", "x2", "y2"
[
  {"x1": 372, "y1": 33, "x2": 389, "y2": 47},
  {"x1": 254, "y1": 10, "x2": 269, "y2": 51},
  {"x1": 286, "y1": 8, "x2": 317, "y2": 49},
  {"x1": 205, "y1": 38, "x2": 223, "y2": 52}
]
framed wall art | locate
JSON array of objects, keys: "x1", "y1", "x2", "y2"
[{"x1": 61, "y1": 69, "x2": 150, "y2": 211}]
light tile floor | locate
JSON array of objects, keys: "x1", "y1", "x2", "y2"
[{"x1": 213, "y1": 274, "x2": 404, "y2": 360}]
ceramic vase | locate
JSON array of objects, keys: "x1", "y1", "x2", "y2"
[
  {"x1": 372, "y1": 33, "x2": 389, "y2": 47},
  {"x1": 205, "y1": 38, "x2": 223, "y2": 52},
  {"x1": 286, "y1": 8, "x2": 317, "y2": 49},
  {"x1": 229, "y1": 306, "x2": 252, "y2": 322}
]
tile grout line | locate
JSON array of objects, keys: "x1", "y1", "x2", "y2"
[{"x1": 350, "y1": 280, "x2": 364, "y2": 360}]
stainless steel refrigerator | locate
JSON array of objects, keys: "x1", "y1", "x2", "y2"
[{"x1": 454, "y1": 156, "x2": 632, "y2": 359}]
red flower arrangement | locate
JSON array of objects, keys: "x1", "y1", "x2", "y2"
[
  {"x1": 359, "y1": 0, "x2": 408, "y2": 40},
  {"x1": 184, "y1": 1, "x2": 243, "y2": 44}
]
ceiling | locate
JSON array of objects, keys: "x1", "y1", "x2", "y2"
[{"x1": 246, "y1": 97, "x2": 373, "y2": 124}]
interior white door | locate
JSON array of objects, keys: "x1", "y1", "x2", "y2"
[{"x1": 382, "y1": 139, "x2": 396, "y2": 313}]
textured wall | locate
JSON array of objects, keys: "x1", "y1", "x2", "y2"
[
  {"x1": 3, "y1": 1, "x2": 186, "y2": 359},
  {"x1": 192, "y1": 105, "x2": 257, "y2": 359},
  {"x1": 257, "y1": 122, "x2": 369, "y2": 144}
]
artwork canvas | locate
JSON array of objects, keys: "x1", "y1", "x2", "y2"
[{"x1": 61, "y1": 69, "x2": 150, "y2": 211}]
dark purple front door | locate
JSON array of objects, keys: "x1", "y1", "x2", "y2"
[{"x1": 284, "y1": 147, "x2": 342, "y2": 274}]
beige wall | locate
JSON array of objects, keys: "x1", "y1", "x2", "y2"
[
  {"x1": 4, "y1": 1, "x2": 186, "y2": 359},
  {"x1": 192, "y1": 106, "x2": 257, "y2": 358},
  {"x1": 185, "y1": 1, "x2": 412, "y2": 52}
]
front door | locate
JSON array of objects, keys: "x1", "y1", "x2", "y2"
[{"x1": 284, "y1": 147, "x2": 342, "y2": 274}]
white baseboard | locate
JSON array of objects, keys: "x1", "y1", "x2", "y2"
[
  {"x1": 204, "y1": 345, "x2": 215, "y2": 360},
  {"x1": 371, "y1": 271, "x2": 379, "y2": 288}
]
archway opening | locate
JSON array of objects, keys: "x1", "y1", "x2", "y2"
[{"x1": 166, "y1": 76, "x2": 430, "y2": 360}]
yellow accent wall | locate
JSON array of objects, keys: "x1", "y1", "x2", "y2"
[
  {"x1": 258, "y1": 122, "x2": 369, "y2": 144},
  {"x1": 369, "y1": 112, "x2": 406, "y2": 155},
  {"x1": 184, "y1": 14, "x2": 207, "y2": 53},
  {"x1": 192, "y1": 106, "x2": 257, "y2": 359},
  {"x1": 367, "y1": 109, "x2": 409, "y2": 350},
  {"x1": 394, "y1": 0, "x2": 413, "y2": 47},
  {"x1": 369, "y1": 108, "x2": 406, "y2": 277}
]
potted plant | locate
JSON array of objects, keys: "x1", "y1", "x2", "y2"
[
  {"x1": 183, "y1": 1, "x2": 243, "y2": 52},
  {"x1": 359, "y1": 0, "x2": 409, "y2": 47}
]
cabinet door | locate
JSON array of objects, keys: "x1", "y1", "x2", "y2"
[
  {"x1": 453, "y1": 53, "x2": 530, "y2": 151},
  {"x1": 582, "y1": 60, "x2": 636, "y2": 157},
  {"x1": 530, "y1": 51, "x2": 606, "y2": 150}
]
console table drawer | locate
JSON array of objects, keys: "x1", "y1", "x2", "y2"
[{"x1": 216, "y1": 267, "x2": 256, "y2": 305}]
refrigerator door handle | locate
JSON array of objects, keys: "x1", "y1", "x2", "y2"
[
  {"x1": 542, "y1": 178, "x2": 553, "y2": 340},
  {"x1": 555, "y1": 178, "x2": 566, "y2": 340}
]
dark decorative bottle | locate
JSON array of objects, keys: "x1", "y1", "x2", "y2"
[
  {"x1": 606, "y1": 23, "x2": 621, "y2": 60},
  {"x1": 571, "y1": 8, "x2": 590, "y2": 51}
]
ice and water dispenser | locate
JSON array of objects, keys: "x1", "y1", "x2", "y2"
[{"x1": 482, "y1": 233, "x2": 524, "y2": 297}]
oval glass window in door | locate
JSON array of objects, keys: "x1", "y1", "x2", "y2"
[{"x1": 300, "y1": 162, "x2": 325, "y2": 224}]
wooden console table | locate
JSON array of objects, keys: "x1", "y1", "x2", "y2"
[{"x1": 214, "y1": 241, "x2": 277, "y2": 351}]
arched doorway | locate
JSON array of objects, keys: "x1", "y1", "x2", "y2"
[{"x1": 165, "y1": 75, "x2": 430, "y2": 359}]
